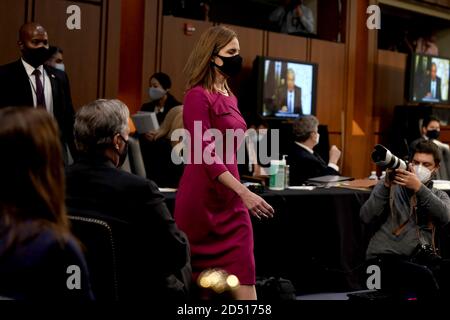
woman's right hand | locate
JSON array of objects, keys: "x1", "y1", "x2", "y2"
[
  {"x1": 144, "y1": 131, "x2": 157, "y2": 141},
  {"x1": 240, "y1": 189, "x2": 274, "y2": 219}
]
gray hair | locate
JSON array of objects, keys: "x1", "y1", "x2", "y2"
[
  {"x1": 74, "y1": 99, "x2": 129, "y2": 153},
  {"x1": 293, "y1": 115, "x2": 319, "y2": 142},
  {"x1": 287, "y1": 68, "x2": 295, "y2": 79}
]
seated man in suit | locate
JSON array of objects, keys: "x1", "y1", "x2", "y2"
[
  {"x1": 0, "y1": 23, "x2": 75, "y2": 164},
  {"x1": 423, "y1": 63, "x2": 442, "y2": 101},
  {"x1": 66, "y1": 99, "x2": 191, "y2": 300},
  {"x1": 288, "y1": 115, "x2": 341, "y2": 185},
  {"x1": 276, "y1": 68, "x2": 303, "y2": 115}
]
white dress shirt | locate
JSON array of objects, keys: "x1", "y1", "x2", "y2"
[
  {"x1": 431, "y1": 80, "x2": 437, "y2": 98},
  {"x1": 21, "y1": 58, "x2": 53, "y2": 115},
  {"x1": 295, "y1": 141, "x2": 339, "y2": 171},
  {"x1": 287, "y1": 90, "x2": 295, "y2": 113}
]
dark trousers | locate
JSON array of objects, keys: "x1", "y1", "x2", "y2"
[{"x1": 368, "y1": 255, "x2": 450, "y2": 300}]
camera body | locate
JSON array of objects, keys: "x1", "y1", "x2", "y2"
[
  {"x1": 410, "y1": 243, "x2": 442, "y2": 267},
  {"x1": 371, "y1": 144, "x2": 408, "y2": 170}
]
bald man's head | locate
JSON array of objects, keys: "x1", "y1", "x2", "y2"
[{"x1": 18, "y1": 22, "x2": 50, "y2": 67}]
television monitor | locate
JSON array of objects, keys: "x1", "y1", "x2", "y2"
[
  {"x1": 408, "y1": 53, "x2": 450, "y2": 104},
  {"x1": 256, "y1": 56, "x2": 317, "y2": 118}
]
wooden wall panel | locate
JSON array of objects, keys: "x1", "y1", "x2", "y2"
[
  {"x1": 140, "y1": 0, "x2": 160, "y2": 105},
  {"x1": 311, "y1": 39, "x2": 346, "y2": 134},
  {"x1": 160, "y1": 16, "x2": 212, "y2": 102},
  {"x1": 329, "y1": 133, "x2": 343, "y2": 150},
  {"x1": 223, "y1": 25, "x2": 264, "y2": 71},
  {"x1": 104, "y1": 0, "x2": 121, "y2": 100},
  {"x1": 266, "y1": 31, "x2": 307, "y2": 61},
  {"x1": 341, "y1": 0, "x2": 376, "y2": 179},
  {"x1": 0, "y1": 0, "x2": 26, "y2": 65},
  {"x1": 374, "y1": 50, "x2": 407, "y2": 135},
  {"x1": 34, "y1": 0, "x2": 102, "y2": 110},
  {"x1": 117, "y1": 0, "x2": 145, "y2": 113}
]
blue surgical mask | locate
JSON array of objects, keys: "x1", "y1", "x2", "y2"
[
  {"x1": 149, "y1": 87, "x2": 166, "y2": 101},
  {"x1": 54, "y1": 63, "x2": 65, "y2": 72}
]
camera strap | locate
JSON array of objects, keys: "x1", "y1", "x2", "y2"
[
  {"x1": 389, "y1": 186, "x2": 438, "y2": 253},
  {"x1": 390, "y1": 186, "x2": 411, "y2": 237}
]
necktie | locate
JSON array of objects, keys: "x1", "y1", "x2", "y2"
[
  {"x1": 32, "y1": 69, "x2": 46, "y2": 108},
  {"x1": 288, "y1": 92, "x2": 293, "y2": 113}
]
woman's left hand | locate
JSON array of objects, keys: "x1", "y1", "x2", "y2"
[{"x1": 240, "y1": 189, "x2": 274, "y2": 219}]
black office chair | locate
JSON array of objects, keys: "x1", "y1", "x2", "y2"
[
  {"x1": 69, "y1": 215, "x2": 119, "y2": 301},
  {"x1": 127, "y1": 136, "x2": 147, "y2": 178}
]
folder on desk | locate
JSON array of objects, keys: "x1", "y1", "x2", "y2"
[
  {"x1": 306, "y1": 175, "x2": 353, "y2": 183},
  {"x1": 131, "y1": 112, "x2": 159, "y2": 134}
]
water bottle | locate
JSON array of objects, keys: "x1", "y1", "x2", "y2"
[
  {"x1": 269, "y1": 159, "x2": 285, "y2": 190},
  {"x1": 368, "y1": 171, "x2": 378, "y2": 180},
  {"x1": 380, "y1": 171, "x2": 386, "y2": 181}
]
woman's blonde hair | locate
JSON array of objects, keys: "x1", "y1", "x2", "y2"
[
  {"x1": 154, "y1": 105, "x2": 184, "y2": 146},
  {"x1": 183, "y1": 25, "x2": 237, "y2": 93}
]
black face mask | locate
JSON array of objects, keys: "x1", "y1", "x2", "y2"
[
  {"x1": 213, "y1": 54, "x2": 243, "y2": 78},
  {"x1": 114, "y1": 135, "x2": 129, "y2": 168},
  {"x1": 426, "y1": 129, "x2": 440, "y2": 140},
  {"x1": 22, "y1": 46, "x2": 51, "y2": 68}
]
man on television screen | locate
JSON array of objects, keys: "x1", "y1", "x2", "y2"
[
  {"x1": 423, "y1": 63, "x2": 441, "y2": 101},
  {"x1": 276, "y1": 68, "x2": 303, "y2": 115}
]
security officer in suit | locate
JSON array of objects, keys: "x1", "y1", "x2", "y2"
[{"x1": 0, "y1": 22, "x2": 75, "y2": 164}]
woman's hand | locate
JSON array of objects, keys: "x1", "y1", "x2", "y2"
[
  {"x1": 144, "y1": 131, "x2": 157, "y2": 141},
  {"x1": 239, "y1": 188, "x2": 274, "y2": 219}
]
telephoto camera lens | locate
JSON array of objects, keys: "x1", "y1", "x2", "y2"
[{"x1": 371, "y1": 144, "x2": 407, "y2": 170}]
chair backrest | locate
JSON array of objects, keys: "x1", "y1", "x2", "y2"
[
  {"x1": 69, "y1": 215, "x2": 119, "y2": 301},
  {"x1": 123, "y1": 136, "x2": 146, "y2": 178}
]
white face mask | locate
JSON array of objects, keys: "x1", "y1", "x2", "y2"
[
  {"x1": 414, "y1": 164, "x2": 432, "y2": 183},
  {"x1": 149, "y1": 87, "x2": 166, "y2": 101},
  {"x1": 54, "y1": 63, "x2": 65, "y2": 72}
]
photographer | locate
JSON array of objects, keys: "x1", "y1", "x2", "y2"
[{"x1": 361, "y1": 141, "x2": 450, "y2": 300}]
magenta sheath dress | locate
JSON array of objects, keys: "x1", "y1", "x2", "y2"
[{"x1": 174, "y1": 86, "x2": 255, "y2": 285}]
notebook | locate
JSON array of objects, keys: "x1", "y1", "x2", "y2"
[{"x1": 131, "y1": 112, "x2": 159, "y2": 134}]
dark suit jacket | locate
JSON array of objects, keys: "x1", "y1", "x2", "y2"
[
  {"x1": 421, "y1": 76, "x2": 442, "y2": 100},
  {"x1": 65, "y1": 155, "x2": 191, "y2": 299},
  {"x1": 288, "y1": 142, "x2": 339, "y2": 185},
  {"x1": 276, "y1": 85, "x2": 303, "y2": 115},
  {"x1": 0, "y1": 226, "x2": 94, "y2": 300},
  {"x1": 0, "y1": 59, "x2": 75, "y2": 161}
]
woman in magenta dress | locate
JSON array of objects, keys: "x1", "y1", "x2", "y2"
[{"x1": 174, "y1": 26, "x2": 274, "y2": 300}]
